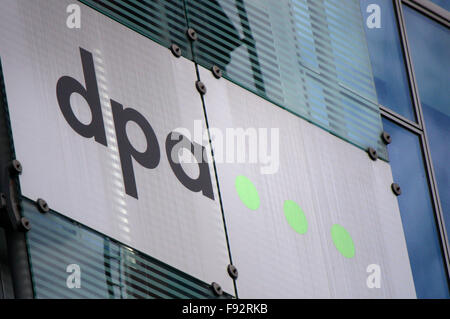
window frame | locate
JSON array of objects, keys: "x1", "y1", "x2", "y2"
[{"x1": 380, "y1": 0, "x2": 450, "y2": 289}]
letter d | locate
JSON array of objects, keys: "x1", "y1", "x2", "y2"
[{"x1": 56, "y1": 47, "x2": 107, "y2": 146}]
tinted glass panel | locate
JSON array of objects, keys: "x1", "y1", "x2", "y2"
[
  {"x1": 22, "y1": 198, "x2": 231, "y2": 299},
  {"x1": 403, "y1": 6, "x2": 450, "y2": 240},
  {"x1": 430, "y1": 0, "x2": 450, "y2": 11},
  {"x1": 80, "y1": 0, "x2": 388, "y2": 158},
  {"x1": 79, "y1": 0, "x2": 192, "y2": 58},
  {"x1": 360, "y1": 0, "x2": 416, "y2": 121},
  {"x1": 186, "y1": 0, "x2": 387, "y2": 159},
  {"x1": 383, "y1": 118, "x2": 449, "y2": 298}
]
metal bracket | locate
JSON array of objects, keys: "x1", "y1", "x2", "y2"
[
  {"x1": 19, "y1": 217, "x2": 31, "y2": 232},
  {"x1": 367, "y1": 147, "x2": 378, "y2": 161},
  {"x1": 170, "y1": 44, "x2": 181, "y2": 58},
  {"x1": 391, "y1": 183, "x2": 402, "y2": 196},
  {"x1": 381, "y1": 131, "x2": 392, "y2": 144},
  {"x1": 187, "y1": 28, "x2": 198, "y2": 41},
  {"x1": 211, "y1": 282, "x2": 223, "y2": 296},
  {"x1": 36, "y1": 198, "x2": 49, "y2": 213},
  {"x1": 0, "y1": 160, "x2": 23, "y2": 231},
  {"x1": 227, "y1": 264, "x2": 238, "y2": 279},
  {"x1": 196, "y1": 80, "x2": 207, "y2": 95},
  {"x1": 211, "y1": 65, "x2": 222, "y2": 79}
]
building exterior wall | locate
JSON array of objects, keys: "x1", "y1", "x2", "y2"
[{"x1": 0, "y1": 0, "x2": 448, "y2": 298}]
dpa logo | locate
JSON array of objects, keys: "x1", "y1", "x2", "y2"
[{"x1": 56, "y1": 47, "x2": 215, "y2": 200}]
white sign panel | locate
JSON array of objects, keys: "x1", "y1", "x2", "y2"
[
  {"x1": 0, "y1": 0, "x2": 233, "y2": 294},
  {"x1": 199, "y1": 67, "x2": 416, "y2": 298}
]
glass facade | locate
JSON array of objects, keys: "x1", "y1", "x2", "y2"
[
  {"x1": 403, "y1": 4, "x2": 450, "y2": 242},
  {"x1": 22, "y1": 198, "x2": 231, "y2": 299},
  {"x1": 360, "y1": 0, "x2": 416, "y2": 121},
  {"x1": 79, "y1": 0, "x2": 193, "y2": 59},
  {"x1": 430, "y1": 0, "x2": 450, "y2": 11},
  {"x1": 187, "y1": 0, "x2": 387, "y2": 159},
  {"x1": 373, "y1": 2, "x2": 450, "y2": 298},
  {"x1": 383, "y1": 118, "x2": 449, "y2": 298},
  {"x1": 81, "y1": 0, "x2": 388, "y2": 159},
  {"x1": 0, "y1": 0, "x2": 448, "y2": 299}
]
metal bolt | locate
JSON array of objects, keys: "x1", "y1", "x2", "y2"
[
  {"x1": 211, "y1": 65, "x2": 222, "y2": 79},
  {"x1": 0, "y1": 193, "x2": 6, "y2": 210},
  {"x1": 37, "y1": 198, "x2": 49, "y2": 213},
  {"x1": 381, "y1": 131, "x2": 392, "y2": 145},
  {"x1": 170, "y1": 44, "x2": 182, "y2": 58},
  {"x1": 10, "y1": 159, "x2": 22, "y2": 175},
  {"x1": 211, "y1": 282, "x2": 223, "y2": 296},
  {"x1": 20, "y1": 217, "x2": 31, "y2": 232},
  {"x1": 187, "y1": 28, "x2": 198, "y2": 41},
  {"x1": 367, "y1": 147, "x2": 378, "y2": 161},
  {"x1": 227, "y1": 264, "x2": 238, "y2": 279},
  {"x1": 196, "y1": 80, "x2": 207, "y2": 95},
  {"x1": 391, "y1": 183, "x2": 402, "y2": 196}
]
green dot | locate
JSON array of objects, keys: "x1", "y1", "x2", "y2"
[
  {"x1": 235, "y1": 175, "x2": 260, "y2": 210},
  {"x1": 283, "y1": 200, "x2": 308, "y2": 234},
  {"x1": 331, "y1": 224, "x2": 355, "y2": 258}
]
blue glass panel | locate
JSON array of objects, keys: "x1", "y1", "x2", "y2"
[
  {"x1": 429, "y1": 0, "x2": 450, "y2": 11},
  {"x1": 360, "y1": 0, "x2": 416, "y2": 121},
  {"x1": 403, "y1": 6, "x2": 450, "y2": 240},
  {"x1": 383, "y1": 118, "x2": 449, "y2": 298}
]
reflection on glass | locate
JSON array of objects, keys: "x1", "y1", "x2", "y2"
[
  {"x1": 383, "y1": 118, "x2": 449, "y2": 298},
  {"x1": 360, "y1": 0, "x2": 416, "y2": 121},
  {"x1": 187, "y1": 0, "x2": 387, "y2": 159},
  {"x1": 403, "y1": 6, "x2": 450, "y2": 240}
]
